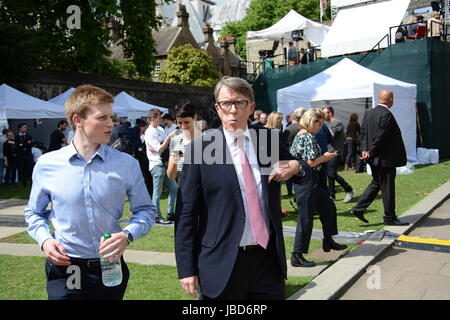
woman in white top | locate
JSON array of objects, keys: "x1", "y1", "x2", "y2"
[
  {"x1": 428, "y1": 11, "x2": 442, "y2": 38},
  {"x1": 166, "y1": 100, "x2": 202, "y2": 180}
]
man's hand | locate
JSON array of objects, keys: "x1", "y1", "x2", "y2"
[
  {"x1": 268, "y1": 160, "x2": 301, "y2": 183},
  {"x1": 360, "y1": 151, "x2": 370, "y2": 161},
  {"x1": 98, "y1": 231, "x2": 129, "y2": 263},
  {"x1": 42, "y1": 238, "x2": 71, "y2": 266},
  {"x1": 180, "y1": 276, "x2": 199, "y2": 298}
]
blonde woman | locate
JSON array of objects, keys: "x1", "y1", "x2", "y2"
[
  {"x1": 289, "y1": 108, "x2": 346, "y2": 267},
  {"x1": 428, "y1": 11, "x2": 442, "y2": 38},
  {"x1": 265, "y1": 112, "x2": 283, "y2": 131}
]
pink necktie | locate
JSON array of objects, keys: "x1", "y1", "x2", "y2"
[{"x1": 237, "y1": 136, "x2": 269, "y2": 249}]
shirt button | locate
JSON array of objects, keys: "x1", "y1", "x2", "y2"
[
  {"x1": 89, "y1": 220, "x2": 93, "y2": 224},
  {"x1": 241, "y1": 218, "x2": 245, "y2": 223},
  {"x1": 86, "y1": 202, "x2": 91, "y2": 206}
]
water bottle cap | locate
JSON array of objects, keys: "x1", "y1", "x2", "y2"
[{"x1": 103, "y1": 232, "x2": 111, "y2": 240}]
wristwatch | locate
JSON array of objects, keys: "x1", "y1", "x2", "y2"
[{"x1": 123, "y1": 230, "x2": 134, "y2": 244}]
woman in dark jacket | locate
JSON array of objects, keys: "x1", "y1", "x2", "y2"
[{"x1": 3, "y1": 131, "x2": 18, "y2": 185}]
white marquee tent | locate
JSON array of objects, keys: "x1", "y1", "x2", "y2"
[
  {"x1": 277, "y1": 58, "x2": 418, "y2": 163},
  {"x1": 321, "y1": 0, "x2": 410, "y2": 58},
  {"x1": 114, "y1": 91, "x2": 168, "y2": 119},
  {"x1": 247, "y1": 10, "x2": 330, "y2": 47},
  {"x1": 48, "y1": 87, "x2": 75, "y2": 105},
  {"x1": 1, "y1": 84, "x2": 66, "y2": 119},
  {"x1": 48, "y1": 88, "x2": 167, "y2": 119}
]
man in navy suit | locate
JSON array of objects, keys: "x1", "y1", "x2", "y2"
[
  {"x1": 175, "y1": 76, "x2": 309, "y2": 300},
  {"x1": 351, "y1": 89, "x2": 409, "y2": 226}
]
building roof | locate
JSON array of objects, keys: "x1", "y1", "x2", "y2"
[{"x1": 152, "y1": 27, "x2": 182, "y2": 56}]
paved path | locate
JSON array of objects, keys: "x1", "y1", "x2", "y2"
[
  {"x1": 340, "y1": 197, "x2": 450, "y2": 300},
  {"x1": 290, "y1": 179, "x2": 450, "y2": 300}
]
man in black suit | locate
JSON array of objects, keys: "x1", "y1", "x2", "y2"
[
  {"x1": 175, "y1": 76, "x2": 309, "y2": 300},
  {"x1": 15, "y1": 123, "x2": 34, "y2": 187},
  {"x1": 351, "y1": 90, "x2": 409, "y2": 226}
]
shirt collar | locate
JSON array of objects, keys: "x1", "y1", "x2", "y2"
[
  {"x1": 223, "y1": 126, "x2": 251, "y2": 146},
  {"x1": 64, "y1": 141, "x2": 106, "y2": 162},
  {"x1": 378, "y1": 103, "x2": 391, "y2": 111}
]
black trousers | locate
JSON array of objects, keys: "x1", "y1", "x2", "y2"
[
  {"x1": 353, "y1": 164, "x2": 397, "y2": 222},
  {"x1": 326, "y1": 155, "x2": 353, "y2": 197},
  {"x1": 16, "y1": 155, "x2": 33, "y2": 186},
  {"x1": 45, "y1": 258, "x2": 129, "y2": 300},
  {"x1": 203, "y1": 238, "x2": 285, "y2": 300},
  {"x1": 293, "y1": 178, "x2": 338, "y2": 254}
]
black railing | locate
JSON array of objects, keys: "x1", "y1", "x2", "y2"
[{"x1": 358, "y1": 33, "x2": 389, "y2": 63}]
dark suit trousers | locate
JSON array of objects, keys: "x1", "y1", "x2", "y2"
[
  {"x1": 17, "y1": 154, "x2": 34, "y2": 186},
  {"x1": 326, "y1": 155, "x2": 353, "y2": 197},
  {"x1": 203, "y1": 237, "x2": 285, "y2": 300},
  {"x1": 353, "y1": 164, "x2": 397, "y2": 222},
  {"x1": 45, "y1": 258, "x2": 129, "y2": 300},
  {"x1": 293, "y1": 178, "x2": 338, "y2": 254}
]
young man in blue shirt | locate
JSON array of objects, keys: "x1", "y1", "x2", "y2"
[{"x1": 25, "y1": 85, "x2": 156, "y2": 300}]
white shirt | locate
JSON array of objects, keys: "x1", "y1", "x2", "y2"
[
  {"x1": 223, "y1": 126, "x2": 269, "y2": 247},
  {"x1": 145, "y1": 125, "x2": 166, "y2": 171}
]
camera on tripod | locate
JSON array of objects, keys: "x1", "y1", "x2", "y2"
[{"x1": 258, "y1": 40, "x2": 280, "y2": 58}]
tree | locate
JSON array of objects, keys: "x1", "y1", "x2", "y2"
[
  {"x1": 0, "y1": 0, "x2": 162, "y2": 80},
  {"x1": 159, "y1": 44, "x2": 222, "y2": 87},
  {"x1": 220, "y1": 0, "x2": 331, "y2": 58}
]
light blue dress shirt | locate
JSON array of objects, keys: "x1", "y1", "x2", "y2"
[{"x1": 25, "y1": 143, "x2": 155, "y2": 259}]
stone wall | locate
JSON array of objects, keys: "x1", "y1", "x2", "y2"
[{"x1": 8, "y1": 69, "x2": 216, "y2": 122}]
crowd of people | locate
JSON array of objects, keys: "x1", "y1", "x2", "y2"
[
  {"x1": 21, "y1": 77, "x2": 408, "y2": 301},
  {"x1": 396, "y1": 11, "x2": 443, "y2": 42}
]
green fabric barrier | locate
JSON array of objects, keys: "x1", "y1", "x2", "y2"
[{"x1": 253, "y1": 38, "x2": 449, "y2": 158}]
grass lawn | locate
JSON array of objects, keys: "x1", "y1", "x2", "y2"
[
  {"x1": 281, "y1": 159, "x2": 450, "y2": 232},
  {"x1": 1, "y1": 159, "x2": 448, "y2": 300},
  {"x1": 0, "y1": 255, "x2": 312, "y2": 300}
]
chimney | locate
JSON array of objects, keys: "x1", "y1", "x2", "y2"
[
  {"x1": 202, "y1": 26, "x2": 214, "y2": 45},
  {"x1": 177, "y1": 5, "x2": 189, "y2": 29},
  {"x1": 226, "y1": 37, "x2": 237, "y2": 55},
  {"x1": 220, "y1": 40, "x2": 231, "y2": 76}
]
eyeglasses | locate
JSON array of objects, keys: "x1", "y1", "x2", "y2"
[{"x1": 217, "y1": 100, "x2": 250, "y2": 110}]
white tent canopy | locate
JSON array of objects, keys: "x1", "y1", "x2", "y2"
[
  {"x1": 0, "y1": 84, "x2": 66, "y2": 119},
  {"x1": 277, "y1": 58, "x2": 417, "y2": 163},
  {"x1": 246, "y1": 10, "x2": 330, "y2": 46},
  {"x1": 114, "y1": 91, "x2": 168, "y2": 119},
  {"x1": 321, "y1": 0, "x2": 410, "y2": 58},
  {"x1": 48, "y1": 87, "x2": 75, "y2": 105}
]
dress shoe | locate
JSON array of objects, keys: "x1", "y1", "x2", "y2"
[
  {"x1": 155, "y1": 217, "x2": 173, "y2": 224},
  {"x1": 351, "y1": 208, "x2": 369, "y2": 223},
  {"x1": 167, "y1": 214, "x2": 175, "y2": 222},
  {"x1": 291, "y1": 252, "x2": 316, "y2": 268},
  {"x1": 323, "y1": 237, "x2": 348, "y2": 252},
  {"x1": 384, "y1": 219, "x2": 409, "y2": 226}
]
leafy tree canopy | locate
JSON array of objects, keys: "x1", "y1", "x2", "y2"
[
  {"x1": 220, "y1": 0, "x2": 331, "y2": 58},
  {"x1": 0, "y1": 0, "x2": 162, "y2": 80},
  {"x1": 159, "y1": 44, "x2": 222, "y2": 87}
]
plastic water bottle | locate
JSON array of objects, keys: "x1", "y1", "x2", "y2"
[{"x1": 100, "y1": 231, "x2": 122, "y2": 287}]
